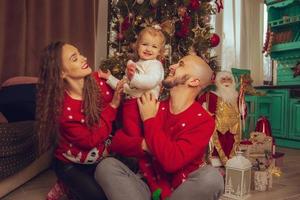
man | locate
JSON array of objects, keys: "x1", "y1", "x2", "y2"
[
  {"x1": 198, "y1": 71, "x2": 243, "y2": 166},
  {"x1": 95, "y1": 55, "x2": 224, "y2": 200}
]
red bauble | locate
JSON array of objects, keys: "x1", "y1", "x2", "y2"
[
  {"x1": 121, "y1": 16, "x2": 131, "y2": 32},
  {"x1": 117, "y1": 33, "x2": 124, "y2": 41},
  {"x1": 210, "y1": 33, "x2": 220, "y2": 47},
  {"x1": 189, "y1": 0, "x2": 200, "y2": 11}
]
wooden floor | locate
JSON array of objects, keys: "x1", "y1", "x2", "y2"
[{"x1": 2, "y1": 147, "x2": 300, "y2": 200}]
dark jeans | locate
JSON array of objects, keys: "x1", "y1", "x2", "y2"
[{"x1": 53, "y1": 158, "x2": 107, "y2": 200}]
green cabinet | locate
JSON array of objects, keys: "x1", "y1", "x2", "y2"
[
  {"x1": 263, "y1": 0, "x2": 300, "y2": 148},
  {"x1": 253, "y1": 87, "x2": 300, "y2": 149},
  {"x1": 264, "y1": 89, "x2": 289, "y2": 138},
  {"x1": 265, "y1": 0, "x2": 300, "y2": 86},
  {"x1": 289, "y1": 98, "x2": 300, "y2": 140},
  {"x1": 244, "y1": 95, "x2": 272, "y2": 139}
]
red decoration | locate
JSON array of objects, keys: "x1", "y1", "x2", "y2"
[
  {"x1": 210, "y1": 33, "x2": 220, "y2": 47},
  {"x1": 215, "y1": 0, "x2": 223, "y2": 13},
  {"x1": 255, "y1": 116, "x2": 272, "y2": 137},
  {"x1": 255, "y1": 116, "x2": 275, "y2": 155},
  {"x1": 176, "y1": 14, "x2": 191, "y2": 38},
  {"x1": 121, "y1": 16, "x2": 131, "y2": 32},
  {"x1": 262, "y1": 27, "x2": 274, "y2": 56},
  {"x1": 189, "y1": 0, "x2": 200, "y2": 11},
  {"x1": 117, "y1": 33, "x2": 124, "y2": 41},
  {"x1": 291, "y1": 61, "x2": 300, "y2": 78}
]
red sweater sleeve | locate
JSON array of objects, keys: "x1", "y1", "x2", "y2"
[
  {"x1": 143, "y1": 110, "x2": 215, "y2": 173},
  {"x1": 60, "y1": 105, "x2": 117, "y2": 150},
  {"x1": 109, "y1": 129, "x2": 146, "y2": 158}
]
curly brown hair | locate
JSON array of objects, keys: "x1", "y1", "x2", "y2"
[{"x1": 36, "y1": 41, "x2": 101, "y2": 153}]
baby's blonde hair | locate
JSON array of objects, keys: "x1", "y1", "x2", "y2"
[{"x1": 136, "y1": 27, "x2": 166, "y2": 58}]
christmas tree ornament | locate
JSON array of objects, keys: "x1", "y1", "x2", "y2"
[
  {"x1": 136, "y1": 15, "x2": 142, "y2": 22},
  {"x1": 210, "y1": 33, "x2": 220, "y2": 47},
  {"x1": 117, "y1": 33, "x2": 124, "y2": 41},
  {"x1": 136, "y1": 0, "x2": 144, "y2": 4},
  {"x1": 111, "y1": 0, "x2": 118, "y2": 6},
  {"x1": 215, "y1": 0, "x2": 223, "y2": 13},
  {"x1": 150, "y1": 0, "x2": 159, "y2": 7},
  {"x1": 291, "y1": 61, "x2": 300, "y2": 77},
  {"x1": 121, "y1": 16, "x2": 131, "y2": 32},
  {"x1": 160, "y1": 19, "x2": 175, "y2": 36},
  {"x1": 189, "y1": 0, "x2": 201, "y2": 11},
  {"x1": 204, "y1": 15, "x2": 211, "y2": 23},
  {"x1": 128, "y1": 12, "x2": 134, "y2": 18},
  {"x1": 177, "y1": 6, "x2": 187, "y2": 17}
]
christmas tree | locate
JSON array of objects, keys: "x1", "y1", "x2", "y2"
[{"x1": 100, "y1": 0, "x2": 223, "y2": 80}]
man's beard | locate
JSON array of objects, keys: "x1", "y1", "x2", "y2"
[
  {"x1": 215, "y1": 82, "x2": 238, "y2": 107},
  {"x1": 162, "y1": 74, "x2": 190, "y2": 89}
]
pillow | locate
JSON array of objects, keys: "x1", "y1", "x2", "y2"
[
  {"x1": 0, "y1": 84, "x2": 37, "y2": 122},
  {"x1": 0, "y1": 112, "x2": 8, "y2": 123},
  {"x1": 1, "y1": 76, "x2": 38, "y2": 87}
]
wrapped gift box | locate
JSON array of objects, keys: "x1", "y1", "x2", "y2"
[
  {"x1": 252, "y1": 170, "x2": 273, "y2": 191},
  {"x1": 240, "y1": 132, "x2": 273, "y2": 156}
]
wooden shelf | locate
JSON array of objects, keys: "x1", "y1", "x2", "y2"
[
  {"x1": 271, "y1": 41, "x2": 300, "y2": 52},
  {"x1": 269, "y1": 15, "x2": 300, "y2": 27}
]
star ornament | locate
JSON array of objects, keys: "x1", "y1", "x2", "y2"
[{"x1": 192, "y1": 25, "x2": 205, "y2": 37}]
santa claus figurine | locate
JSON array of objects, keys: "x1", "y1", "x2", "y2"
[{"x1": 198, "y1": 71, "x2": 244, "y2": 166}]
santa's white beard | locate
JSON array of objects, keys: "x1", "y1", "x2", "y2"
[{"x1": 215, "y1": 83, "x2": 238, "y2": 107}]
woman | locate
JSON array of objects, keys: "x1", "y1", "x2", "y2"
[{"x1": 36, "y1": 41, "x2": 123, "y2": 200}]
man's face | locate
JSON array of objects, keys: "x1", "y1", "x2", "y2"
[{"x1": 162, "y1": 57, "x2": 192, "y2": 89}]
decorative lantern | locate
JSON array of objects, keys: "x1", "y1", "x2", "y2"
[{"x1": 224, "y1": 151, "x2": 252, "y2": 200}]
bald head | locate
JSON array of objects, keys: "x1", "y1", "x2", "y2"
[
  {"x1": 163, "y1": 55, "x2": 213, "y2": 91},
  {"x1": 181, "y1": 55, "x2": 213, "y2": 87}
]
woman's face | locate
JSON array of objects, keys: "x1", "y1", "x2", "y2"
[{"x1": 61, "y1": 44, "x2": 92, "y2": 79}]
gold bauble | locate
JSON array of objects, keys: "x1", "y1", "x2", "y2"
[{"x1": 160, "y1": 20, "x2": 175, "y2": 36}]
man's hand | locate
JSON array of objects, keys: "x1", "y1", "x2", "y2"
[
  {"x1": 98, "y1": 69, "x2": 111, "y2": 80},
  {"x1": 126, "y1": 60, "x2": 137, "y2": 81},
  {"x1": 137, "y1": 92, "x2": 159, "y2": 121}
]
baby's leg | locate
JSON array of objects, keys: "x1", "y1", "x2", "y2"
[{"x1": 122, "y1": 99, "x2": 142, "y2": 137}]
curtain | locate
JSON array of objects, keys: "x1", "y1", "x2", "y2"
[
  {"x1": 0, "y1": 0, "x2": 98, "y2": 84},
  {"x1": 95, "y1": 0, "x2": 108, "y2": 69},
  {"x1": 214, "y1": 0, "x2": 265, "y2": 85}
]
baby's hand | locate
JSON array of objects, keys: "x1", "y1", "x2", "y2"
[
  {"x1": 98, "y1": 69, "x2": 111, "y2": 80},
  {"x1": 126, "y1": 60, "x2": 136, "y2": 81}
]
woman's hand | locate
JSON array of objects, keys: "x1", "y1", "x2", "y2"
[
  {"x1": 98, "y1": 69, "x2": 111, "y2": 80},
  {"x1": 110, "y1": 79, "x2": 125, "y2": 108},
  {"x1": 137, "y1": 92, "x2": 159, "y2": 121}
]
